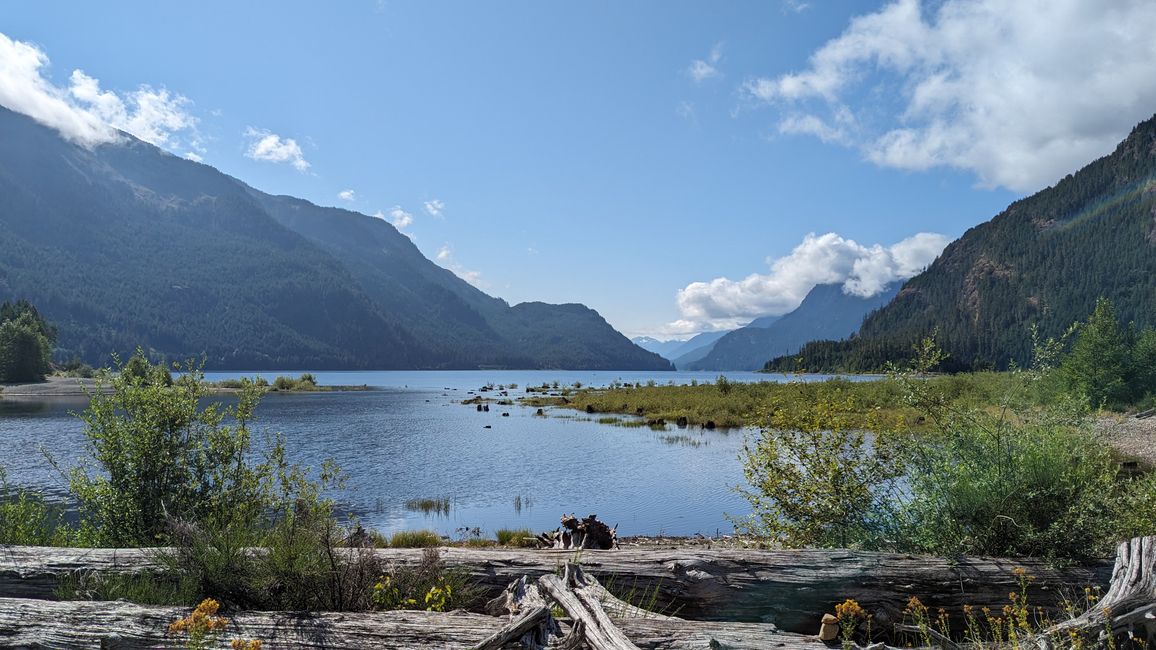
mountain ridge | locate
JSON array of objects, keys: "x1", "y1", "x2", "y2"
[
  {"x1": 0, "y1": 106, "x2": 671, "y2": 371},
  {"x1": 768, "y1": 112, "x2": 1156, "y2": 372},
  {"x1": 687, "y1": 282, "x2": 900, "y2": 371}
]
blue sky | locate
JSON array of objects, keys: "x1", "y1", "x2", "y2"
[{"x1": 2, "y1": 1, "x2": 1155, "y2": 338}]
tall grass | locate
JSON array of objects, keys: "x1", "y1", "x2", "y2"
[
  {"x1": 495, "y1": 528, "x2": 537, "y2": 547},
  {"x1": 388, "y1": 529, "x2": 443, "y2": 548},
  {"x1": 539, "y1": 372, "x2": 1060, "y2": 430}
]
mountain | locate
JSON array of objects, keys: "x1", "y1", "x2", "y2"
[
  {"x1": 768, "y1": 113, "x2": 1156, "y2": 373},
  {"x1": 630, "y1": 337, "x2": 687, "y2": 360},
  {"x1": 687, "y1": 282, "x2": 900, "y2": 371},
  {"x1": 0, "y1": 106, "x2": 671, "y2": 371},
  {"x1": 670, "y1": 330, "x2": 732, "y2": 368}
]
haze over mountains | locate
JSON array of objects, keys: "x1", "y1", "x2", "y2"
[
  {"x1": 633, "y1": 282, "x2": 898, "y2": 371},
  {"x1": 770, "y1": 113, "x2": 1156, "y2": 373},
  {"x1": 687, "y1": 282, "x2": 901, "y2": 371},
  {"x1": 0, "y1": 106, "x2": 671, "y2": 371}
]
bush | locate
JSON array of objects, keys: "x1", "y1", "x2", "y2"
[
  {"x1": 735, "y1": 382, "x2": 904, "y2": 548},
  {"x1": 737, "y1": 336, "x2": 1156, "y2": 560},
  {"x1": 66, "y1": 357, "x2": 276, "y2": 547},
  {"x1": 0, "y1": 468, "x2": 70, "y2": 545},
  {"x1": 371, "y1": 548, "x2": 481, "y2": 611}
]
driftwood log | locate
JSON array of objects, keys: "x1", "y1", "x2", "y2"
[
  {"x1": 0, "y1": 545, "x2": 1112, "y2": 633},
  {"x1": 1035, "y1": 536, "x2": 1156, "y2": 649},
  {"x1": 537, "y1": 514, "x2": 618, "y2": 550},
  {"x1": 0, "y1": 595, "x2": 821, "y2": 649}
]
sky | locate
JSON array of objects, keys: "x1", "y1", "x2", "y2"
[{"x1": 2, "y1": 1, "x2": 1155, "y2": 339}]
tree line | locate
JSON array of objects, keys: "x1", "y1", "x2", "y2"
[{"x1": 0, "y1": 299, "x2": 55, "y2": 383}]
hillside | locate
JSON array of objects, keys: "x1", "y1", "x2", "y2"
[
  {"x1": 688, "y1": 282, "x2": 899, "y2": 371},
  {"x1": 0, "y1": 107, "x2": 670, "y2": 371},
  {"x1": 768, "y1": 113, "x2": 1156, "y2": 372}
]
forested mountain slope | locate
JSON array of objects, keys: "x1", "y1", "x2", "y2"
[
  {"x1": 0, "y1": 107, "x2": 670, "y2": 370},
  {"x1": 768, "y1": 113, "x2": 1156, "y2": 372}
]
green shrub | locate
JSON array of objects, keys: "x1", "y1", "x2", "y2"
[
  {"x1": 737, "y1": 336, "x2": 1156, "y2": 560},
  {"x1": 389, "y1": 529, "x2": 443, "y2": 548},
  {"x1": 734, "y1": 382, "x2": 904, "y2": 548},
  {"x1": 371, "y1": 548, "x2": 481, "y2": 611},
  {"x1": 66, "y1": 357, "x2": 276, "y2": 547},
  {"x1": 0, "y1": 469, "x2": 71, "y2": 545}
]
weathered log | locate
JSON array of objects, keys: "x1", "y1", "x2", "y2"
[
  {"x1": 539, "y1": 567, "x2": 640, "y2": 650},
  {"x1": 538, "y1": 514, "x2": 618, "y2": 550},
  {"x1": 1036, "y1": 536, "x2": 1156, "y2": 649},
  {"x1": 0, "y1": 596, "x2": 822, "y2": 649},
  {"x1": 0, "y1": 545, "x2": 1113, "y2": 632}
]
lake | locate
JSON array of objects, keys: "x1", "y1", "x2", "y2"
[{"x1": 0, "y1": 369, "x2": 852, "y2": 538}]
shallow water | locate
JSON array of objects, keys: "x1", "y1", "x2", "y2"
[{"x1": 0, "y1": 369, "x2": 857, "y2": 537}]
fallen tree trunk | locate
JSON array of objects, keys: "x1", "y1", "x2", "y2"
[
  {"x1": 0, "y1": 545, "x2": 1113, "y2": 632},
  {"x1": 0, "y1": 596, "x2": 822, "y2": 650},
  {"x1": 1035, "y1": 536, "x2": 1156, "y2": 649}
]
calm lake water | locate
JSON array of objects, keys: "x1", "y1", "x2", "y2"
[{"x1": 0, "y1": 370, "x2": 858, "y2": 537}]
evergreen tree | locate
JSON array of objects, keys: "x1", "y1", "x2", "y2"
[
  {"x1": 0, "y1": 307, "x2": 53, "y2": 382},
  {"x1": 1062, "y1": 298, "x2": 1132, "y2": 407}
]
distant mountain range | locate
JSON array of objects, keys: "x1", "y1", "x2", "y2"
[
  {"x1": 0, "y1": 106, "x2": 671, "y2": 371},
  {"x1": 631, "y1": 330, "x2": 734, "y2": 365},
  {"x1": 686, "y1": 282, "x2": 901, "y2": 371},
  {"x1": 768, "y1": 112, "x2": 1156, "y2": 372}
]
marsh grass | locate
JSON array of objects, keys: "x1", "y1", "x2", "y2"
[
  {"x1": 657, "y1": 434, "x2": 704, "y2": 447},
  {"x1": 495, "y1": 527, "x2": 537, "y2": 547},
  {"x1": 536, "y1": 373, "x2": 1054, "y2": 431},
  {"x1": 404, "y1": 497, "x2": 451, "y2": 516},
  {"x1": 389, "y1": 529, "x2": 443, "y2": 548}
]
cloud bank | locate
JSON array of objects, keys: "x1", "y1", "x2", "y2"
[
  {"x1": 0, "y1": 32, "x2": 199, "y2": 153},
  {"x1": 744, "y1": 0, "x2": 1156, "y2": 192},
  {"x1": 667, "y1": 231, "x2": 947, "y2": 334}
]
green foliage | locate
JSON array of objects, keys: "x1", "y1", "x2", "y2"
[
  {"x1": 370, "y1": 548, "x2": 480, "y2": 612},
  {"x1": 735, "y1": 383, "x2": 904, "y2": 548},
  {"x1": 0, "y1": 468, "x2": 71, "y2": 545},
  {"x1": 67, "y1": 355, "x2": 288, "y2": 546},
  {"x1": 0, "y1": 300, "x2": 55, "y2": 383},
  {"x1": 271, "y1": 373, "x2": 318, "y2": 391},
  {"x1": 742, "y1": 337, "x2": 1156, "y2": 560},
  {"x1": 388, "y1": 529, "x2": 443, "y2": 548},
  {"x1": 1061, "y1": 298, "x2": 1156, "y2": 408}
]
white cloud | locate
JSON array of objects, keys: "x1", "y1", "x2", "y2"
[
  {"x1": 243, "y1": 127, "x2": 310, "y2": 172},
  {"x1": 0, "y1": 32, "x2": 200, "y2": 152},
  {"x1": 373, "y1": 205, "x2": 414, "y2": 233},
  {"x1": 338, "y1": 189, "x2": 356, "y2": 202},
  {"x1": 743, "y1": 0, "x2": 1156, "y2": 192},
  {"x1": 184, "y1": 152, "x2": 203, "y2": 163},
  {"x1": 687, "y1": 43, "x2": 723, "y2": 83},
  {"x1": 783, "y1": 0, "x2": 811, "y2": 13},
  {"x1": 669, "y1": 231, "x2": 947, "y2": 332},
  {"x1": 435, "y1": 244, "x2": 486, "y2": 288},
  {"x1": 423, "y1": 198, "x2": 444, "y2": 217}
]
